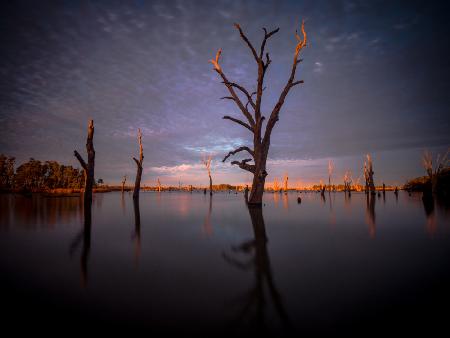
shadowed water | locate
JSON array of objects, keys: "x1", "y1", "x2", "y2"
[{"x1": 1, "y1": 191, "x2": 449, "y2": 335}]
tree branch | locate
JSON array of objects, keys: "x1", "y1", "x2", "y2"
[
  {"x1": 234, "y1": 23, "x2": 259, "y2": 62},
  {"x1": 263, "y1": 20, "x2": 307, "y2": 145},
  {"x1": 222, "y1": 81, "x2": 256, "y2": 111},
  {"x1": 133, "y1": 157, "x2": 142, "y2": 168},
  {"x1": 260, "y1": 27, "x2": 279, "y2": 59},
  {"x1": 231, "y1": 159, "x2": 256, "y2": 173},
  {"x1": 215, "y1": 70, "x2": 255, "y2": 126},
  {"x1": 290, "y1": 80, "x2": 304, "y2": 87},
  {"x1": 223, "y1": 146, "x2": 254, "y2": 162},
  {"x1": 74, "y1": 150, "x2": 87, "y2": 171},
  {"x1": 223, "y1": 116, "x2": 254, "y2": 133}
]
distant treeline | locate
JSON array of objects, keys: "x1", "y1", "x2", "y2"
[{"x1": 0, "y1": 154, "x2": 84, "y2": 192}]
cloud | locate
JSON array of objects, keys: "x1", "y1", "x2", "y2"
[{"x1": 313, "y1": 61, "x2": 323, "y2": 73}]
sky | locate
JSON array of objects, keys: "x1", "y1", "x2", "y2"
[{"x1": 1, "y1": 0, "x2": 449, "y2": 187}]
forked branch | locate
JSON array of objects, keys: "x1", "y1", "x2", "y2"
[
  {"x1": 263, "y1": 20, "x2": 307, "y2": 144},
  {"x1": 210, "y1": 50, "x2": 256, "y2": 127}
]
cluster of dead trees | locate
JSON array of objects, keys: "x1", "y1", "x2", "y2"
[{"x1": 73, "y1": 21, "x2": 308, "y2": 207}]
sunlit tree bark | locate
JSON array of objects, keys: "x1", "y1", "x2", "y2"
[
  {"x1": 212, "y1": 21, "x2": 307, "y2": 205},
  {"x1": 202, "y1": 154, "x2": 213, "y2": 196}
]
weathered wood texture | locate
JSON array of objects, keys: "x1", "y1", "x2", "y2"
[{"x1": 74, "y1": 119, "x2": 95, "y2": 209}]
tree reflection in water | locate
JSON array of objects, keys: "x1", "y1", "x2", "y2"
[
  {"x1": 132, "y1": 197, "x2": 141, "y2": 264},
  {"x1": 69, "y1": 199, "x2": 91, "y2": 288},
  {"x1": 422, "y1": 193, "x2": 436, "y2": 237},
  {"x1": 365, "y1": 193, "x2": 376, "y2": 238},
  {"x1": 202, "y1": 195, "x2": 213, "y2": 236},
  {"x1": 222, "y1": 205, "x2": 291, "y2": 334}
]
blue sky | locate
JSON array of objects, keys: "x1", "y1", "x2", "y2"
[{"x1": 1, "y1": 0, "x2": 449, "y2": 187}]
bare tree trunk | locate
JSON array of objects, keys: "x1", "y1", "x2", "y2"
[
  {"x1": 133, "y1": 129, "x2": 144, "y2": 200},
  {"x1": 121, "y1": 175, "x2": 127, "y2": 193},
  {"x1": 249, "y1": 155, "x2": 268, "y2": 204},
  {"x1": 74, "y1": 120, "x2": 95, "y2": 210}
]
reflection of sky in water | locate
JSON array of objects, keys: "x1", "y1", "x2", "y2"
[{"x1": 0, "y1": 191, "x2": 449, "y2": 334}]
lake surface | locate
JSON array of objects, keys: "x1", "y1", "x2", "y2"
[{"x1": 1, "y1": 191, "x2": 449, "y2": 335}]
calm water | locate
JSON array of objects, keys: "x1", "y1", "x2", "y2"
[{"x1": 1, "y1": 191, "x2": 449, "y2": 335}]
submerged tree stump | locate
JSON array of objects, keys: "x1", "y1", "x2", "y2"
[{"x1": 133, "y1": 129, "x2": 144, "y2": 200}]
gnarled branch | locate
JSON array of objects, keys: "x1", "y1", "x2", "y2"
[
  {"x1": 260, "y1": 27, "x2": 279, "y2": 59},
  {"x1": 263, "y1": 20, "x2": 307, "y2": 144},
  {"x1": 231, "y1": 158, "x2": 256, "y2": 173},
  {"x1": 223, "y1": 146, "x2": 254, "y2": 162},
  {"x1": 222, "y1": 81, "x2": 256, "y2": 111},
  {"x1": 223, "y1": 116, "x2": 253, "y2": 133},
  {"x1": 211, "y1": 60, "x2": 255, "y2": 126},
  {"x1": 234, "y1": 23, "x2": 258, "y2": 62}
]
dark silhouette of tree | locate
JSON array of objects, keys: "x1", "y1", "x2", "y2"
[
  {"x1": 133, "y1": 128, "x2": 144, "y2": 200},
  {"x1": 121, "y1": 175, "x2": 127, "y2": 193},
  {"x1": 211, "y1": 21, "x2": 307, "y2": 205},
  {"x1": 74, "y1": 120, "x2": 95, "y2": 208}
]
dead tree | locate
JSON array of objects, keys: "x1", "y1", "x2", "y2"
[
  {"x1": 283, "y1": 172, "x2": 288, "y2": 194},
  {"x1": 74, "y1": 119, "x2": 95, "y2": 209},
  {"x1": 273, "y1": 177, "x2": 280, "y2": 192},
  {"x1": 365, "y1": 154, "x2": 375, "y2": 194},
  {"x1": 132, "y1": 129, "x2": 144, "y2": 200},
  {"x1": 202, "y1": 154, "x2": 213, "y2": 196},
  {"x1": 121, "y1": 175, "x2": 127, "y2": 193},
  {"x1": 157, "y1": 178, "x2": 162, "y2": 192},
  {"x1": 344, "y1": 170, "x2": 352, "y2": 194},
  {"x1": 213, "y1": 21, "x2": 307, "y2": 205},
  {"x1": 328, "y1": 160, "x2": 334, "y2": 192}
]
